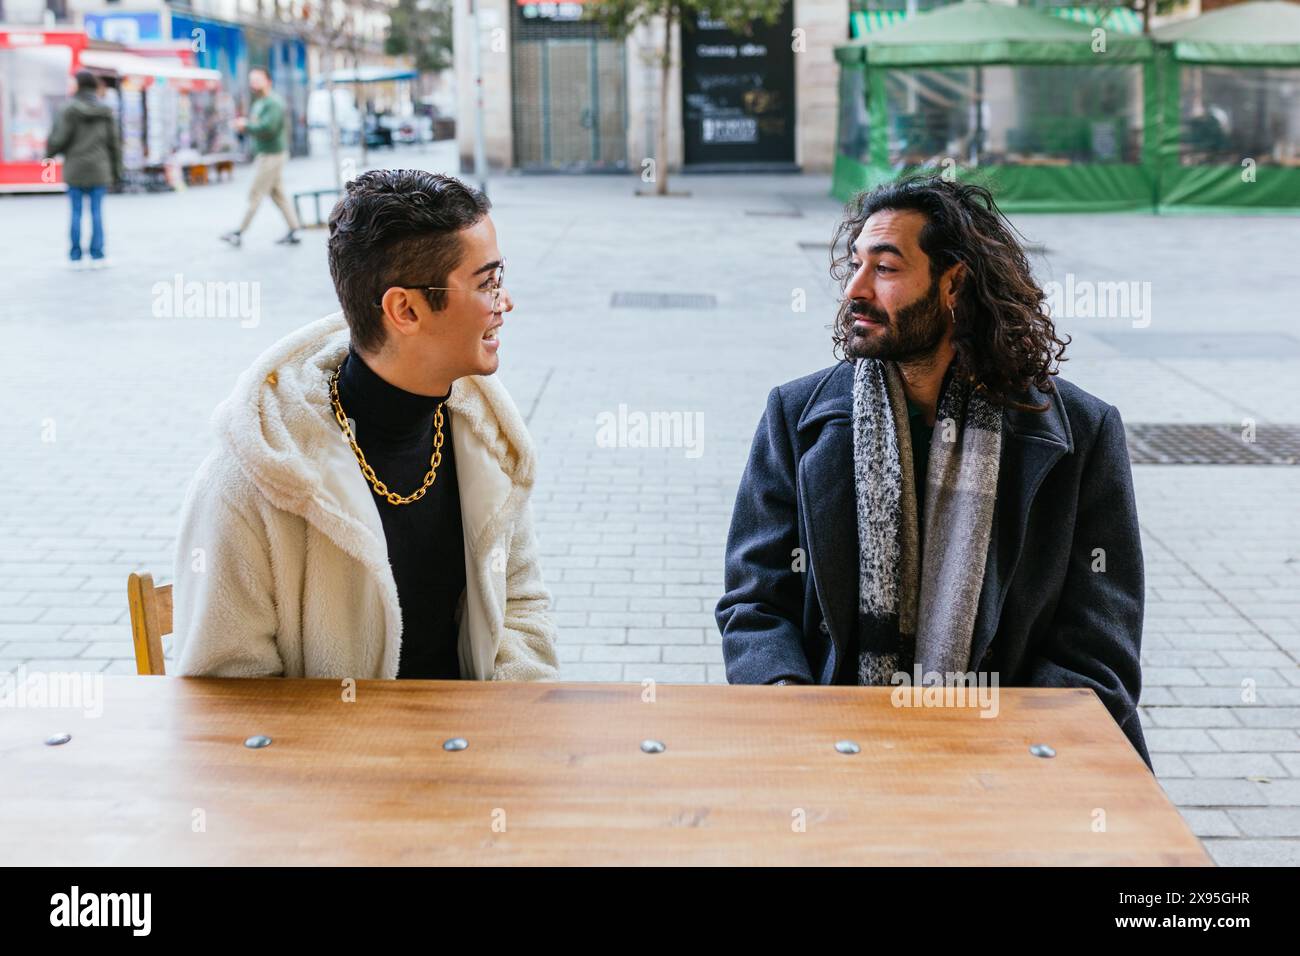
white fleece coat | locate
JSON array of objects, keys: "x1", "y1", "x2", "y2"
[{"x1": 172, "y1": 313, "x2": 559, "y2": 681}]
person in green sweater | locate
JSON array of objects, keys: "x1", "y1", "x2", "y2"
[
  {"x1": 222, "y1": 67, "x2": 301, "y2": 247},
  {"x1": 46, "y1": 70, "x2": 123, "y2": 269}
]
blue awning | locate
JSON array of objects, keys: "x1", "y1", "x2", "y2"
[{"x1": 319, "y1": 67, "x2": 418, "y2": 84}]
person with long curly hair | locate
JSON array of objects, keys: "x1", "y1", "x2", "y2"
[{"x1": 717, "y1": 174, "x2": 1151, "y2": 769}]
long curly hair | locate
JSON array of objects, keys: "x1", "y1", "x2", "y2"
[{"x1": 830, "y1": 174, "x2": 1069, "y2": 412}]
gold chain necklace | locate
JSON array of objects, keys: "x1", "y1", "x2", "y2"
[{"x1": 329, "y1": 364, "x2": 444, "y2": 506}]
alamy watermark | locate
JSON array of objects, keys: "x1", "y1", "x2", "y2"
[
  {"x1": 50, "y1": 886, "x2": 151, "y2": 936},
  {"x1": 890, "y1": 664, "x2": 1000, "y2": 719},
  {"x1": 596, "y1": 404, "x2": 704, "y2": 459},
  {"x1": 0, "y1": 667, "x2": 103, "y2": 718},
  {"x1": 151, "y1": 273, "x2": 261, "y2": 328},
  {"x1": 1042, "y1": 273, "x2": 1151, "y2": 328}
]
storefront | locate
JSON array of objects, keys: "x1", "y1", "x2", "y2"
[
  {"x1": 680, "y1": 5, "x2": 797, "y2": 170},
  {"x1": 89, "y1": 9, "x2": 311, "y2": 158},
  {"x1": 166, "y1": 13, "x2": 247, "y2": 93},
  {"x1": 456, "y1": 0, "x2": 843, "y2": 174},
  {"x1": 511, "y1": 1, "x2": 629, "y2": 170},
  {"x1": 0, "y1": 28, "x2": 89, "y2": 191},
  {"x1": 265, "y1": 34, "x2": 309, "y2": 157},
  {"x1": 78, "y1": 48, "x2": 227, "y2": 190}
]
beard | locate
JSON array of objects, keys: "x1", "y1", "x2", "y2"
[{"x1": 842, "y1": 276, "x2": 949, "y2": 363}]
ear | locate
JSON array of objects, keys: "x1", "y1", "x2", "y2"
[
  {"x1": 942, "y1": 262, "x2": 967, "y2": 307},
  {"x1": 379, "y1": 287, "x2": 425, "y2": 342}
]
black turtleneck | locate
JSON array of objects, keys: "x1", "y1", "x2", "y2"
[{"x1": 335, "y1": 347, "x2": 466, "y2": 679}]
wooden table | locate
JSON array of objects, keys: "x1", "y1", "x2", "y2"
[{"x1": 0, "y1": 678, "x2": 1209, "y2": 865}]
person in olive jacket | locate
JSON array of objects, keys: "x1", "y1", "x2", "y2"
[
  {"x1": 46, "y1": 70, "x2": 123, "y2": 269},
  {"x1": 221, "y1": 67, "x2": 301, "y2": 247}
]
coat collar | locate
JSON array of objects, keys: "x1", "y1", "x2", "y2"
[
  {"x1": 213, "y1": 312, "x2": 537, "y2": 682},
  {"x1": 794, "y1": 360, "x2": 1072, "y2": 679},
  {"x1": 796, "y1": 361, "x2": 854, "y2": 435},
  {"x1": 214, "y1": 313, "x2": 534, "y2": 527},
  {"x1": 796, "y1": 359, "x2": 1073, "y2": 453}
]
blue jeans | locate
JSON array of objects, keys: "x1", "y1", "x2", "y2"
[{"x1": 68, "y1": 186, "x2": 106, "y2": 261}]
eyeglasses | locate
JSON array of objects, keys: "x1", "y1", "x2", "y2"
[{"x1": 397, "y1": 259, "x2": 507, "y2": 313}]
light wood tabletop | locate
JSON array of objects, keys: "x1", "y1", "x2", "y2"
[{"x1": 0, "y1": 677, "x2": 1210, "y2": 866}]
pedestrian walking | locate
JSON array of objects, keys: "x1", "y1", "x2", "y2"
[{"x1": 221, "y1": 67, "x2": 301, "y2": 247}]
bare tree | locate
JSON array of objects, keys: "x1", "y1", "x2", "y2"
[
  {"x1": 295, "y1": 1, "x2": 365, "y2": 189},
  {"x1": 584, "y1": 0, "x2": 785, "y2": 195}
]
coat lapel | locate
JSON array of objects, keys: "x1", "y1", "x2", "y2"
[
  {"x1": 446, "y1": 373, "x2": 534, "y2": 549},
  {"x1": 795, "y1": 363, "x2": 857, "y2": 679},
  {"x1": 446, "y1": 373, "x2": 536, "y2": 680}
]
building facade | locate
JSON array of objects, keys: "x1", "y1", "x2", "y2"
[
  {"x1": 454, "y1": 0, "x2": 847, "y2": 174},
  {"x1": 0, "y1": 0, "x2": 402, "y2": 156}
]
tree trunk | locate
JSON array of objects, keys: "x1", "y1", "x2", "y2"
[
  {"x1": 656, "y1": 4, "x2": 673, "y2": 196},
  {"x1": 325, "y1": 45, "x2": 342, "y2": 192},
  {"x1": 354, "y1": 46, "x2": 368, "y2": 166}
]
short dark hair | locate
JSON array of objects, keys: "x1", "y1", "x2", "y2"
[
  {"x1": 327, "y1": 169, "x2": 491, "y2": 353},
  {"x1": 74, "y1": 70, "x2": 98, "y2": 93},
  {"x1": 830, "y1": 174, "x2": 1069, "y2": 411}
]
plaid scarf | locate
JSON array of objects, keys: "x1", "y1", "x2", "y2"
[{"x1": 850, "y1": 358, "x2": 1003, "y2": 684}]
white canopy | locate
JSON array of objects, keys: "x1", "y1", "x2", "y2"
[{"x1": 80, "y1": 50, "x2": 222, "y2": 83}]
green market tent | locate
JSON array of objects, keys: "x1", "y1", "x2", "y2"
[
  {"x1": 1152, "y1": 1, "x2": 1300, "y2": 212},
  {"x1": 834, "y1": 1, "x2": 1158, "y2": 212},
  {"x1": 849, "y1": 9, "x2": 908, "y2": 38},
  {"x1": 1049, "y1": 5, "x2": 1142, "y2": 33},
  {"x1": 849, "y1": 5, "x2": 1142, "y2": 39}
]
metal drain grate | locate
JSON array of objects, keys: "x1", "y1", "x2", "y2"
[
  {"x1": 1125, "y1": 424, "x2": 1300, "y2": 465},
  {"x1": 610, "y1": 292, "x2": 717, "y2": 310}
]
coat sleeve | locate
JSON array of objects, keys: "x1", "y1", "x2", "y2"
[
  {"x1": 1026, "y1": 404, "x2": 1150, "y2": 769},
  {"x1": 491, "y1": 497, "x2": 560, "y2": 681},
  {"x1": 172, "y1": 463, "x2": 285, "y2": 678},
  {"x1": 108, "y1": 114, "x2": 124, "y2": 183},
  {"x1": 715, "y1": 387, "x2": 816, "y2": 685},
  {"x1": 45, "y1": 108, "x2": 70, "y2": 159}
]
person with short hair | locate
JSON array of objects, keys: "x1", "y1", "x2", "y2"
[{"x1": 175, "y1": 169, "x2": 558, "y2": 681}]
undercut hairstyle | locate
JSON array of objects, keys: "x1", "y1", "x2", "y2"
[
  {"x1": 327, "y1": 169, "x2": 491, "y2": 353},
  {"x1": 830, "y1": 174, "x2": 1070, "y2": 411}
]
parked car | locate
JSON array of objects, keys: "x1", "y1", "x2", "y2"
[
  {"x1": 392, "y1": 116, "x2": 433, "y2": 144},
  {"x1": 307, "y1": 88, "x2": 361, "y2": 145},
  {"x1": 363, "y1": 114, "x2": 394, "y2": 149}
]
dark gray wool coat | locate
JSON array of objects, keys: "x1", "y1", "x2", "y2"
[{"x1": 717, "y1": 361, "x2": 1151, "y2": 770}]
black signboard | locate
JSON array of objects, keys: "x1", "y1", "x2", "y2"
[{"x1": 680, "y1": 5, "x2": 796, "y2": 168}]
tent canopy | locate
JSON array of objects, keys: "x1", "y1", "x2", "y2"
[
  {"x1": 80, "y1": 49, "x2": 221, "y2": 83},
  {"x1": 831, "y1": 2, "x2": 1300, "y2": 213},
  {"x1": 319, "y1": 67, "x2": 418, "y2": 85},
  {"x1": 1153, "y1": 0, "x2": 1300, "y2": 64},
  {"x1": 835, "y1": 0, "x2": 1152, "y2": 67}
]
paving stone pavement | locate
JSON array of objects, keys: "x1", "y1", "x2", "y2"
[{"x1": 1, "y1": 144, "x2": 1297, "y2": 865}]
